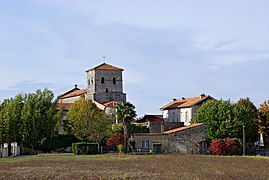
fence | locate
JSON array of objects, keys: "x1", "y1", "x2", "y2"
[{"x1": 0, "y1": 142, "x2": 20, "y2": 158}]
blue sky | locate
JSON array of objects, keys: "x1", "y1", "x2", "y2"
[{"x1": 1, "y1": 0, "x2": 269, "y2": 116}]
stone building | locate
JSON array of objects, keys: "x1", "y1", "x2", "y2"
[
  {"x1": 57, "y1": 63, "x2": 127, "y2": 131},
  {"x1": 132, "y1": 123, "x2": 207, "y2": 154},
  {"x1": 85, "y1": 63, "x2": 126, "y2": 103},
  {"x1": 57, "y1": 63, "x2": 126, "y2": 109}
]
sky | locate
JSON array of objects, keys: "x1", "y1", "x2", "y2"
[{"x1": 0, "y1": 0, "x2": 269, "y2": 116}]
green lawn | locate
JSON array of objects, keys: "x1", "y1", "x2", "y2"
[{"x1": 0, "y1": 154, "x2": 268, "y2": 179}]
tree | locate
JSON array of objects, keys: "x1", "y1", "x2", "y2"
[
  {"x1": 258, "y1": 98, "x2": 269, "y2": 136},
  {"x1": 192, "y1": 98, "x2": 258, "y2": 144},
  {"x1": 65, "y1": 98, "x2": 112, "y2": 147},
  {"x1": 0, "y1": 89, "x2": 59, "y2": 152},
  {"x1": 116, "y1": 102, "x2": 137, "y2": 153},
  {"x1": 21, "y1": 89, "x2": 58, "y2": 152}
]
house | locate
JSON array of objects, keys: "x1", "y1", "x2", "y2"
[
  {"x1": 132, "y1": 123, "x2": 207, "y2": 154},
  {"x1": 160, "y1": 94, "x2": 213, "y2": 125}
]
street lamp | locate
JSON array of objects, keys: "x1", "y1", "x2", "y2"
[{"x1": 243, "y1": 124, "x2": 246, "y2": 156}]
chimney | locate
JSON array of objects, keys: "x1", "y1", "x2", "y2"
[
  {"x1": 74, "y1": 84, "x2": 78, "y2": 89},
  {"x1": 182, "y1": 97, "x2": 186, "y2": 100},
  {"x1": 200, "y1": 93, "x2": 205, "y2": 99},
  {"x1": 173, "y1": 98, "x2": 177, "y2": 102}
]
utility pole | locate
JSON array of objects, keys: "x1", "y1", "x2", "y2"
[{"x1": 243, "y1": 124, "x2": 246, "y2": 156}]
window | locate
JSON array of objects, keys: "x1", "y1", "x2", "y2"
[
  {"x1": 172, "y1": 112, "x2": 175, "y2": 122},
  {"x1": 142, "y1": 140, "x2": 149, "y2": 149},
  {"x1": 185, "y1": 111, "x2": 189, "y2": 122},
  {"x1": 101, "y1": 77, "x2": 105, "y2": 84},
  {"x1": 113, "y1": 77, "x2": 116, "y2": 84},
  {"x1": 106, "y1": 88, "x2": 108, "y2": 93}
]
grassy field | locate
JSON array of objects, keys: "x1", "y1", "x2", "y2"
[{"x1": 0, "y1": 154, "x2": 269, "y2": 179}]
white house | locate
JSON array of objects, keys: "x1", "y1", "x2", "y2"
[{"x1": 160, "y1": 94, "x2": 213, "y2": 125}]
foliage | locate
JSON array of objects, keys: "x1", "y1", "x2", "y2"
[
  {"x1": 0, "y1": 89, "x2": 60, "y2": 152},
  {"x1": 65, "y1": 98, "x2": 112, "y2": 143},
  {"x1": 192, "y1": 98, "x2": 258, "y2": 144},
  {"x1": 116, "y1": 102, "x2": 137, "y2": 153},
  {"x1": 209, "y1": 138, "x2": 240, "y2": 155},
  {"x1": 72, "y1": 142, "x2": 99, "y2": 155},
  {"x1": 106, "y1": 133, "x2": 124, "y2": 147},
  {"x1": 258, "y1": 98, "x2": 269, "y2": 136},
  {"x1": 51, "y1": 134, "x2": 79, "y2": 151},
  {"x1": 129, "y1": 124, "x2": 149, "y2": 134}
]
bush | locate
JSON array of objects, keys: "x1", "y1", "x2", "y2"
[
  {"x1": 209, "y1": 138, "x2": 240, "y2": 155},
  {"x1": 51, "y1": 135, "x2": 79, "y2": 151},
  {"x1": 72, "y1": 142, "x2": 99, "y2": 155},
  {"x1": 106, "y1": 133, "x2": 124, "y2": 147}
]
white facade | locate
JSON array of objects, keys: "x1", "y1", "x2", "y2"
[{"x1": 163, "y1": 107, "x2": 192, "y2": 125}]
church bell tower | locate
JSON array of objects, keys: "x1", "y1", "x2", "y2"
[{"x1": 85, "y1": 63, "x2": 126, "y2": 103}]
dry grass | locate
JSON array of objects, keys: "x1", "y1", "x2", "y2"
[{"x1": 0, "y1": 154, "x2": 268, "y2": 179}]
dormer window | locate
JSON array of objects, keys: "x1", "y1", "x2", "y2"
[
  {"x1": 113, "y1": 77, "x2": 116, "y2": 84},
  {"x1": 101, "y1": 77, "x2": 105, "y2": 84}
]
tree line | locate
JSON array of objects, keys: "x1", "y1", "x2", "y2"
[
  {"x1": 0, "y1": 89, "x2": 61, "y2": 152},
  {"x1": 192, "y1": 97, "x2": 269, "y2": 154}
]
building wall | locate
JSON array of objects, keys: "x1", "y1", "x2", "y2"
[
  {"x1": 87, "y1": 69, "x2": 126, "y2": 103},
  {"x1": 133, "y1": 124, "x2": 206, "y2": 154},
  {"x1": 179, "y1": 108, "x2": 192, "y2": 125},
  {"x1": 163, "y1": 108, "x2": 192, "y2": 125},
  {"x1": 59, "y1": 96, "x2": 83, "y2": 104}
]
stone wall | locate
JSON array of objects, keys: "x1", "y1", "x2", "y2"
[
  {"x1": 133, "y1": 124, "x2": 206, "y2": 154},
  {"x1": 87, "y1": 69, "x2": 126, "y2": 103}
]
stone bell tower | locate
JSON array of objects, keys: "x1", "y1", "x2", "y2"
[{"x1": 85, "y1": 63, "x2": 126, "y2": 103}]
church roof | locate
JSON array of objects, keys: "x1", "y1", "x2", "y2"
[
  {"x1": 59, "y1": 88, "x2": 87, "y2": 99},
  {"x1": 85, "y1": 63, "x2": 123, "y2": 72}
]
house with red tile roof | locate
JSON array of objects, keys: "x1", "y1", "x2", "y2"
[
  {"x1": 160, "y1": 94, "x2": 213, "y2": 125},
  {"x1": 132, "y1": 123, "x2": 206, "y2": 154}
]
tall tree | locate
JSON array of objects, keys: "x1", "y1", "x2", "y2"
[
  {"x1": 116, "y1": 102, "x2": 137, "y2": 153},
  {"x1": 65, "y1": 98, "x2": 112, "y2": 146},
  {"x1": 258, "y1": 98, "x2": 269, "y2": 136},
  {"x1": 192, "y1": 98, "x2": 258, "y2": 144}
]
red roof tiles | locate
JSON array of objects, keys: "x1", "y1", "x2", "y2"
[
  {"x1": 103, "y1": 101, "x2": 118, "y2": 107},
  {"x1": 163, "y1": 123, "x2": 204, "y2": 134},
  {"x1": 161, "y1": 95, "x2": 212, "y2": 110},
  {"x1": 59, "y1": 89, "x2": 86, "y2": 99},
  {"x1": 86, "y1": 63, "x2": 123, "y2": 72}
]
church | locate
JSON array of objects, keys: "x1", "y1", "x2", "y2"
[{"x1": 57, "y1": 63, "x2": 127, "y2": 124}]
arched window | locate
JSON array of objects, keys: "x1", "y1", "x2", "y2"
[
  {"x1": 101, "y1": 77, "x2": 105, "y2": 84},
  {"x1": 113, "y1": 77, "x2": 116, "y2": 84},
  {"x1": 106, "y1": 88, "x2": 108, "y2": 93}
]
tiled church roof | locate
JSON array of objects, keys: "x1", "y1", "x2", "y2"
[{"x1": 86, "y1": 63, "x2": 123, "y2": 72}]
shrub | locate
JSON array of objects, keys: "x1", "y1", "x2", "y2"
[
  {"x1": 209, "y1": 138, "x2": 240, "y2": 155},
  {"x1": 72, "y1": 142, "x2": 99, "y2": 155},
  {"x1": 106, "y1": 133, "x2": 124, "y2": 147}
]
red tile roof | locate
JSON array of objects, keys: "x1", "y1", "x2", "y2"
[
  {"x1": 103, "y1": 101, "x2": 118, "y2": 107},
  {"x1": 161, "y1": 95, "x2": 212, "y2": 110},
  {"x1": 86, "y1": 63, "x2": 123, "y2": 72},
  {"x1": 59, "y1": 89, "x2": 87, "y2": 99},
  {"x1": 163, "y1": 123, "x2": 204, "y2": 134},
  {"x1": 137, "y1": 115, "x2": 163, "y2": 123}
]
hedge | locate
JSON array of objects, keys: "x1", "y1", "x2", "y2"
[{"x1": 72, "y1": 142, "x2": 99, "y2": 155}]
